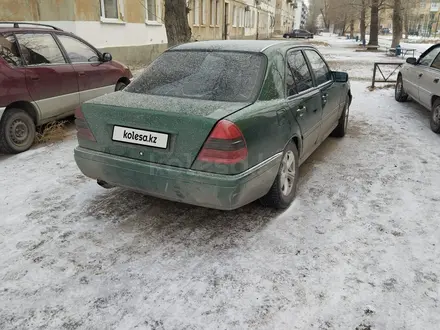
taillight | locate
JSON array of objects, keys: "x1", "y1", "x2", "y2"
[
  {"x1": 75, "y1": 107, "x2": 96, "y2": 142},
  {"x1": 197, "y1": 120, "x2": 247, "y2": 164}
]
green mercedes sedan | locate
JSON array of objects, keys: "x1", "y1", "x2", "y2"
[{"x1": 74, "y1": 40, "x2": 352, "y2": 210}]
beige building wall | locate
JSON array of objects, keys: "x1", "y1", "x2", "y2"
[
  {"x1": 188, "y1": 0, "x2": 274, "y2": 40},
  {"x1": 0, "y1": 0, "x2": 168, "y2": 66}
]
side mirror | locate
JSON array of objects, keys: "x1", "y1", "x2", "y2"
[
  {"x1": 406, "y1": 57, "x2": 417, "y2": 65},
  {"x1": 332, "y1": 71, "x2": 349, "y2": 83},
  {"x1": 102, "y1": 52, "x2": 112, "y2": 62}
]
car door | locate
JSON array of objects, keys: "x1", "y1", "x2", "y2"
[
  {"x1": 285, "y1": 49, "x2": 323, "y2": 163},
  {"x1": 303, "y1": 49, "x2": 342, "y2": 140},
  {"x1": 401, "y1": 62, "x2": 421, "y2": 101},
  {"x1": 55, "y1": 34, "x2": 120, "y2": 103},
  {"x1": 15, "y1": 33, "x2": 79, "y2": 121},
  {"x1": 416, "y1": 46, "x2": 440, "y2": 109}
]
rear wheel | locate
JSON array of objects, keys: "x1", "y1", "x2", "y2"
[
  {"x1": 115, "y1": 81, "x2": 127, "y2": 91},
  {"x1": 430, "y1": 98, "x2": 440, "y2": 134},
  {"x1": 395, "y1": 75, "x2": 408, "y2": 102},
  {"x1": 260, "y1": 142, "x2": 299, "y2": 209},
  {"x1": 0, "y1": 108, "x2": 36, "y2": 154}
]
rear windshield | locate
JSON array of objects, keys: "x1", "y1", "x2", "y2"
[{"x1": 125, "y1": 50, "x2": 266, "y2": 103}]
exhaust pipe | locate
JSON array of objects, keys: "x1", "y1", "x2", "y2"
[{"x1": 97, "y1": 179, "x2": 114, "y2": 189}]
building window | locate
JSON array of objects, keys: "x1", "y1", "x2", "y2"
[
  {"x1": 232, "y1": 6, "x2": 237, "y2": 27},
  {"x1": 252, "y1": 10, "x2": 255, "y2": 28},
  {"x1": 146, "y1": 0, "x2": 161, "y2": 23},
  {"x1": 100, "y1": 0, "x2": 122, "y2": 21},
  {"x1": 210, "y1": 0, "x2": 216, "y2": 25},
  {"x1": 193, "y1": 0, "x2": 200, "y2": 25}
]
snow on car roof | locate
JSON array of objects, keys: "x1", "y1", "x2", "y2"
[{"x1": 170, "y1": 39, "x2": 310, "y2": 53}]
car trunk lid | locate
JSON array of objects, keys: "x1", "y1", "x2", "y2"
[{"x1": 79, "y1": 91, "x2": 250, "y2": 168}]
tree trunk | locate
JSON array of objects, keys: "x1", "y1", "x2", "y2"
[
  {"x1": 368, "y1": 0, "x2": 379, "y2": 46},
  {"x1": 350, "y1": 19, "x2": 354, "y2": 38},
  {"x1": 360, "y1": 0, "x2": 366, "y2": 43},
  {"x1": 403, "y1": 10, "x2": 409, "y2": 39},
  {"x1": 391, "y1": 0, "x2": 402, "y2": 47},
  {"x1": 320, "y1": 8, "x2": 330, "y2": 29},
  {"x1": 164, "y1": 0, "x2": 192, "y2": 47}
]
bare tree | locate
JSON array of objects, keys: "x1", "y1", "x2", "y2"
[
  {"x1": 164, "y1": 0, "x2": 192, "y2": 47},
  {"x1": 368, "y1": 0, "x2": 380, "y2": 46},
  {"x1": 402, "y1": 0, "x2": 420, "y2": 39},
  {"x1": 391, "y1": 0, "x2": 402, "y2": 47},
  {"x1": 360, "y1": 0, "x2": 368, "y2": 44}
]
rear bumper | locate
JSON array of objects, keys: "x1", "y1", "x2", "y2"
[{"x1": 74, "y1": 147, "x2": 282, "y2": 210}]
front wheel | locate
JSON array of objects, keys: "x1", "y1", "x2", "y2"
[
  {"x1": 260, "y1": 142, "x2": 299, "y2": 209},
  {"x1": 0, "y1": 109, "x2": 36, "y2": 154},
  {"x1": 430, "y1": 99, "x2": 440, "y2": 134},
  {"x1": 395, "y1": 75, "x2": 408, "y2": 102}
]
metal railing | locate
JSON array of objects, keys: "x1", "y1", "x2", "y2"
[{"x1": 371, "y1": 62, "x2": 404, "y2": 88}]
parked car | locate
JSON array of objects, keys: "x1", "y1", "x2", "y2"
[
  {"x1": 0, "y1": 22, "x2": 133, "y2": 154},
  {"x1": 395, "y1": 43, "x2": 440, "y2": 133},
  {"x1": 283, "y1": 29, "x2": 314, "y2": 39},
  {"x1": 74, "y1": 40, "x2": 352, "y2": 210}
]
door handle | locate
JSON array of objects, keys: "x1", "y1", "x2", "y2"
[
  {"x1": 78, "y1": 72, "x2": 86, "y2": 76},
  {"x1": 297, "y1": 105, "x2": 306, "y2": 117},
  {"x1": 434, "y1": 78, "x2": 439, "y2": 84},
  {"x1": 418, "y1": 73, "x2": 423, "y2": 78},
  {"x1": 30, "y1": 76, "x2": 39, "y2": 81}
]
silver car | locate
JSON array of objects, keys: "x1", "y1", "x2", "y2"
[{"x1": 395, "y1": 44, "x2": 440, "y2": 133}]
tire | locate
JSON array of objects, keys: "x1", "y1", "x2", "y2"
[
  {"x1": 0, "y1": 108, "x2": 36, "y2": 154},
  {"x1": 260, "y1": 142, "x2": 299, "y2": 209},
  {"x1": 115, "y1": 81, "x2": 127, "y2": 91},
  {"x1": 430, "y1": 98, "x2": 440, "y2": 134},
  {"x1": 331, "y1": 97, "x2": 350, "y2": 138},
  {"x1": 395, "y1": 75, "x2": 408, "y2": 102}
]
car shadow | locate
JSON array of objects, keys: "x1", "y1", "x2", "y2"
[{"x1": 82, "y1": 188, "x2": 283, "y2": 249}]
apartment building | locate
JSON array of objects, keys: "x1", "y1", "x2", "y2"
[
  {"x1": 274, "y1": 0, "x2": 295, "y2": 35},
  {"x1": 293, "y1": 0, "x2": 304, "y2": 30},
  {"x1": 0, "y1": 0, "x2": 278, "y2": 67},
  {"x1": 0, "y1": 0, "x2": 168, "y2": 65},
  {"x1": 190, "y1": 0, "x2": 276, "y2": 40}
]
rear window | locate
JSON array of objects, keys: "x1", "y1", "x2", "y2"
[{"x1": 125, "y1": 50, "x2": 266, "y2": 102}]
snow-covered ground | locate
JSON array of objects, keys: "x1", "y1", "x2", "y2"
[{"x1": 2, "y1": 36, "x2": 440, "y2": 330}]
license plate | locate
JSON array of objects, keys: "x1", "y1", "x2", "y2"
[{"x1": 112, "y1": 125, "x2": 168, "y2": 149}]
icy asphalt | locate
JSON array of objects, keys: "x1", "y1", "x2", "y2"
[{"x1": 1, "y1": 37, "x2": 440, "y2": 330}]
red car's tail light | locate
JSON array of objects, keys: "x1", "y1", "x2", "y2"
[
  {"x1": 197, "y1": 120, "x2": 248, "y2": 164},
  {"x1": 74, "y1": 107, "x2": 96, "y2": 142}
]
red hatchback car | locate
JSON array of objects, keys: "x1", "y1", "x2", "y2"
[{"x1": 0, "y1": 22, "x2": 133, "y2": 154}]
